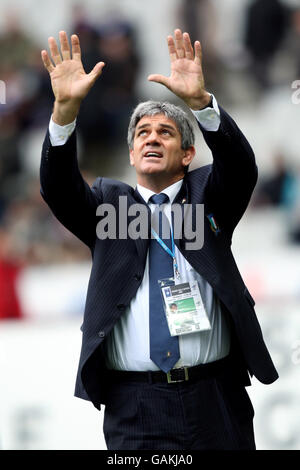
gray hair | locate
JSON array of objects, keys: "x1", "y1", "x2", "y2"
[{"x1": 127, "y1": 100, "x2": 195, "y2": 150}]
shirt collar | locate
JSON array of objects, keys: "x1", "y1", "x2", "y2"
[{"x1": 137, "y1": 179, "x2": 183, "y2": 205}]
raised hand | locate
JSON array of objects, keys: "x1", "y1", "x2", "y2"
[
  {"x1": 41, "y1": 31, "x2": 105, "y2": 125},
  {"x1": 148, "y1": 29, "x2": 211, "y2": 110}
]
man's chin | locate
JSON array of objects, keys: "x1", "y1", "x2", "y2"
[{"x1": 140, "y1": 164, "x2": 165, "y2": 175}]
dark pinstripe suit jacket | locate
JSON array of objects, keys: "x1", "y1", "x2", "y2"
[{"x1": 40, "y1": 106, "x2": 278, "y2": 410}]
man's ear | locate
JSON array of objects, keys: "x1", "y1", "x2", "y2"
[
  {"x1": 182, "y1": 146, "x2": 196, "y2": 168},
  {"x1": 129, "y1": 149, "x2": 135, "y2": 167}
]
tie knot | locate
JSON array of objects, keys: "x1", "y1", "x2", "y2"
[{"x1": 150, "y1": 193, "x2": 169, "y2": 206}]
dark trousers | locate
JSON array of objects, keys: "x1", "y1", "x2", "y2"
[{"x1": 102, "y1": 361, "x2": 256, "y2": 450}]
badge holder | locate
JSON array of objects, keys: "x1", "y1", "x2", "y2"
[{"x1": 158, "y1": 277, "x2": 212, "y2": 337}]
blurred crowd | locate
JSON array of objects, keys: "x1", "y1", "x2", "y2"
[
  {"x1": 0, "y1": 6, "x2": 141, "y2": 318},
  {"x1": 1, "y1": 0, "x2": 300, "y2": 319}
]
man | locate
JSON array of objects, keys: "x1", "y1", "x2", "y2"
[{"x1": 40, "y1": 29, "x2": 278, "y2": 450}]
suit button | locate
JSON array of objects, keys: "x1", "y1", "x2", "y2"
[
  {"x1": 117, "y1": 304, "x2": 126, "y2": 311},
  {"x1": 98, "y1": 331, "x2": 105, "y2": 338},
  {"x1": 134, "y1": 274, "x2": 141, "y2": 281}
]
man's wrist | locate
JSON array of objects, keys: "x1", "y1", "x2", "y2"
[
  {"x1": 52, "y1": 100, "x2": 81, "y2": 126},
  {"x1": 185, "y1": 91, "x2": 212, "y2": 111}
]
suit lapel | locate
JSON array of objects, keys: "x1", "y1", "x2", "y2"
[
  {"x1": 129, "y1": 178, "x2": 218, "y2": 290},
  {"x1": 129, "y1": 188, "x2": 151, "y2": 261},
  {"x1": 172, "y1": 177, "x2": 219, "y2": 289}
]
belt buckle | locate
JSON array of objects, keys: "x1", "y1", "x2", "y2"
[{"x1": 167, "y1": 367, "x2": 189, "y2": 383}]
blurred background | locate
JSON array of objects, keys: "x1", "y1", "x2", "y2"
[{"x1": 0, "y1": 0, "x2": 300, "y2": 450}]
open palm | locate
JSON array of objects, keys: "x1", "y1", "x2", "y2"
[
  {"x1": 41, "y1": 31, "x2": 105, "y2": 104},
  {"x1": 148, "y1": 29, "x2": 209, "y2": 110}
]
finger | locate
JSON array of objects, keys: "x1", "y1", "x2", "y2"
[
  {"x1": 41, "y1": 50, "x2": 55, "y2": 73},
  {"x1": 167, "y1": 36, "x2": 178, "y2": 63},
  {"x1": 174, "y1": 29, "x2": 185, "y2": 59},
  {"x1": 194, "y1": 40, "x2": 202, "y2": 66},
  {"x1": 48, "y1": 36, "x2": 62, "y2": 65},
  {"x1": 88, "y1": 61, "x2": 105, "y2": 84},
  {"x1": 148, "y1": 74, "x2": 170, "y2": 89},
  {"x1": 71, "y1": 34, "x2": 81, "y2": 61},
  {"x1": 59, "y1": 30, "x2": 71, "y2": 60},
  {"x1": 183, "y1": 32, "x2": 194, "y2": 60}
]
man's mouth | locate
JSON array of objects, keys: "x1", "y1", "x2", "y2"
[{"x1": 144, "y1": 151, "x2": 163, "y2": 159}]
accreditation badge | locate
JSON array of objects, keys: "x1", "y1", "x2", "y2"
[{"x1": 159, "y1": 279, "x2": 211, "y2": 336}]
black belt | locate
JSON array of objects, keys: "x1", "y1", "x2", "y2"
[{"x1": 106, "y1": 355, "x2": 231, "y2": 384}]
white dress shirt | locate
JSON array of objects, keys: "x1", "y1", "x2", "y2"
[{"x1": 48, "y1": 94, "x2": 230, "y2": 370}]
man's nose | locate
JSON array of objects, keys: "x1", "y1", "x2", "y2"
[{"x1": 145, "y1": 131, "x2": 160, "y2": 145}]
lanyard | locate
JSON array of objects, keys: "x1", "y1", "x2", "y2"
[{"x1": 151, "y1": 225, "x2": 180, "y2": 279}]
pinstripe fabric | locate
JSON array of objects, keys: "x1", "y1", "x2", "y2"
[
  {"x1": 103, "y1": 360, "x2": 256, "y2": 450},
  {"x1": 40, "y1": 105, "x2": 278, "y2": 411}
]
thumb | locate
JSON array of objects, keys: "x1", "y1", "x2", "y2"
[
  {"x1": 89, "y1": 61, "x2": 105, "y2": 82},
  {"x1": 148, "y1": 74, "x2": 170, "y2": 88}
]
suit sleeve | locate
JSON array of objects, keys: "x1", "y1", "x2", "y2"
[
  {"x1": 40, "y1": 129, "x2": 102, "y2": 249},
  {"x1": 198, "y1": 105, "x2": 258, "y2": 233}
]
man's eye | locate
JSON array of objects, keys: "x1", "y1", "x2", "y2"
[
  {"x1": 161, "y1": 129, "x2": 171, "y2": 135},
  {"x1": 138, "y1": 130, "x2": 147, "y2": 136}
]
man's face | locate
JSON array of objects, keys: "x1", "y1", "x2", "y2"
[{"x1": 129, "y1": 114, "x2": 195, "y2": 185}]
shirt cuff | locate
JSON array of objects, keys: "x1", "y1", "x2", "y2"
[
  {"x1": 191, "y1": 94, "x2": 220, "y2": 132},
  {"x1": 49, "y1": 115, "x2": 76, "y2": 146}
]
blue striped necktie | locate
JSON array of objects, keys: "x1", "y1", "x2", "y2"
[{"x1": 149, "y1": 193, "x2": 180, "y2": 372}]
